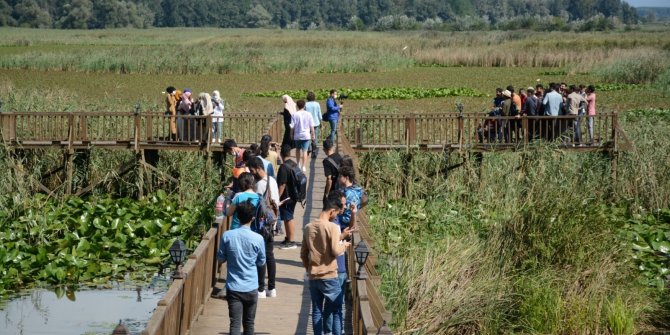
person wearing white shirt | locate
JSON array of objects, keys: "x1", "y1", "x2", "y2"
[
  {"x1": 290, "y1": 99, "x2": 315, "y2": 171},
  {"x1": 305, "y1": 91, "x2": 322, "y2": 158}
]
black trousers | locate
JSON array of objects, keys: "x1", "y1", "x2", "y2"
[
  {"x1": 257, "y1": 237, "x2": 276, "y2": 292},
  {"x1": 227, "y1": 290, "x2": 258, "y2": 335}
]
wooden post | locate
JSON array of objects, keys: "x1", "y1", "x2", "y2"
[
  {"x1": 136, "y1": 151, "x2": 144, "y2": 199},
  {"x1": 146, "y1": 112, "x2": 153, "y2": 141},
  {"x1": 405, "y1": 113, "x2": 416, "y2": 152},
  {"x1": 134, "y1": 106, "x2": 141, "y2": 153},
  {"x1": 355, "y1": 126, "x2": 362, "y2": 148},
  {"x1": 457, "y1": 113, "x2": 464, "y2": 151},
  {"x1": 522, "y1": 116, "x2": 529, "y2": 146}
]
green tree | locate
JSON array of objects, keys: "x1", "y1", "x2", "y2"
[
  {"x1": 246, "y1": 4, "x2": 272, "y2": 27},
  {"x1": 13, "y1": 0, "x2": 52, "y2": 27},
  {"x1": 57, "y1": 0, "x2": 93, "y2": 28},
  {"x1": 0, "y1": 0, "x2": 15, "y2": 26}
]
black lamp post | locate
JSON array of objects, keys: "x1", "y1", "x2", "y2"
[
  {"x1": 354, "y1": 239, "x2": 370, "y2": 280},
  {"x1": 134, "y1": 102, "x2": 140, "y2": 116},
  {"x1": 169, "y1": 239, "x2": 186, "y2": 279}
]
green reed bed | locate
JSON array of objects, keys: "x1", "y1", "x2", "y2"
[
  {"x1": 360, "y1": 111, "x2": 670, "y2": 334},
  {"x1": 1, "y1": 28, "x2": 670, "y2": 75}
]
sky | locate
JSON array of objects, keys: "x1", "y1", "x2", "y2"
[{"x1": 624, "y1": 0, "x2": 670, "y2": 7}]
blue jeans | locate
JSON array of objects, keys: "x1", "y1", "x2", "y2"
[
  {"x1": 327, "y1": 119, "x2": 338, "y2": 142},
  {"x1": 212, "y1": 121, "x2": 223, "y2": 142},
  {"x1": 324, "y1": 273, "x2": 347, "y2": 335},
  {"x1": 309, "y1": 278, "x2": 341, "y2": 335},
  {"x1": 312, "y1": 126, "x2": 320, "y2": 151},
  {"x1": 227, "y1": 290, "x2": 258, "y2": 335}
]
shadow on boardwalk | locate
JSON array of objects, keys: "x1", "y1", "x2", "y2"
[{"x1": 189, "y1": 148, "x2": 328, "y2": 335}]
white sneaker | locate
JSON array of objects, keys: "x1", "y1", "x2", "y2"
[
  {"x1": 302, "y1": 166, "x2": 306, "y2": 172},
  {"x1": 267, "y1": 289, "x2": 277, "y2": 298},
  {"x1": 258, "y1": 290, "x2": 266, "y2": 299}
]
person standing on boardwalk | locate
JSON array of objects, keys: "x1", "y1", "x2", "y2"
[
  {"x1": 322, "y1": 139, "x2": 342, "y2": 204},
  {"x1": 305, "y1": 91, "x2": 322, "y2": 158},
  {"x1": 291, "y1": 99, "x2": 315, "y2": 172},
  {"x1": 337, "y1": 166, "x2": 365, "y2": 230},
  {"x1": 247, "y1": 157, "x2": 279, "y2": 299},
  {"x1": 325, "y1": 190, "x2": 356, "y2": 335},
  {"x1": 165, "y1": 86, "x2": 178, "y2": 141},
  {"x1": 211, "y1": 90, "x2": 224, "y2": 143},
  {"x1": 281, "y1": 95, "x2": 297, "y2": 149},
  {"x1": 586, "y1": 85, "x2": 597, "y2": 144},
  {"x1": 324, "y1": 89, "x2": 342, "y2": 142},
  {"x1": 301, "y1": 191, "x2": 353, "y2": 335},
  {"x1": 217, "y1": 201, "x2": 266, "y2": 335},
  {"x1": 277, "y1": 144, "x2": 299, "y2": 250}
]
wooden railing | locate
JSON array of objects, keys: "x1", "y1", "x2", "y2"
[
  {"x1": 141, "y1": 223, "x2": 220, "y2": 335},
  {"x1": 339, "y1": 122, "x2": 394, "y2": 335},
  {"x1": 0, "y1": 111, "x2": 277, "y2": 149},
  {"x1": 341, "y1": 112, "x2": 627, "y2": 152}
]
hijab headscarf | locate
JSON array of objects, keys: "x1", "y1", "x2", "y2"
[{"x1": 282, "y1": 94, "x2": 297, "y2": 115}]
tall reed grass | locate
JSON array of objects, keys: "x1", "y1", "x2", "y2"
[
  {"x1": 361, "y1": 113, "x2": 670, "y2": 333},
  {"x1": 1, "y1": 28, "x2": 669, "y2": 74}
]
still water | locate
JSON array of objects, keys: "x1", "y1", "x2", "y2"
[{"x1": 0, "y1": 279, "x2": 168, "y2": 335}]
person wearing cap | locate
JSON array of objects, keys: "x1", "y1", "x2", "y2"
[{"x1": 165, "y1": 86, "x2": 178, "y2": 141}]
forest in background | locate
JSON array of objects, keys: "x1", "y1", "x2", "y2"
[{"x1": 0, "y1": 0, "x2": 643, "y2": 31}]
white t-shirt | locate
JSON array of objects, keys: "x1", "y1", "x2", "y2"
[
  {"x1": 254, "y1": 176, "x2": 280, "y2": 208},
  {"x1": 290, "y1": 110, "x2": 314, "y2": 141},
  {"x1": 212, "y1": 100, "x2": 224, "y2": 118}
]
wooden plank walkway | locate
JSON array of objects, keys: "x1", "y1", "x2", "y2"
[{"x1": 190, "y1": 148, "x2": 328, "y2": 335}]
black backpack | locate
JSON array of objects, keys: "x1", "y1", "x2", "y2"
[
  {"x1": 509, "y1": 101, "x2": 519, "y2": 117},
  {"x1": 249, "y1": 184, "x2": 276, "y2": 241},
  {"x1": 284, "y1": 160, "x2": 307, "y2": 206}
]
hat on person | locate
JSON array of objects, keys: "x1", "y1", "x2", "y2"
[
  {"x1": 527, "y1": 87, "x2": 534, "y2": 91},
  {"x1": 502, "y1": 90, "x2": 511, "y2": 98},
  {"x1": 166, "y1": 86, "x2": 176, "y2": 94},
  {"x1": 212, "y1": 90, "x2": 220, "y2": 99},
  {"x1": 184, "y1": 88, "x2": 192, "y2": 94}
]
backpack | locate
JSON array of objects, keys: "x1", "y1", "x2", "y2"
[
  {"x1": 250, "y1": 182, "x2": 276, "y2": 241},
  {"x1": 325, "y1": 156, "x2": 340, "y2": 193},
  {"x1": 509, "y1": 101, "x2": 519, "y2": 117},
  {"x1": 284, "y1": 160, "x2": 307, "y2": 206}
]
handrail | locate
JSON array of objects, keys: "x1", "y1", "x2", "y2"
[
  {"x1": 141, "y1": 114, "x2": 280, "y2": 335},
  {"x1": 341, "y1": 112, "x2": 622, "y2": 152},
  {"x1": 339, "y1": 122, "x2": 394, "y2": 334}
]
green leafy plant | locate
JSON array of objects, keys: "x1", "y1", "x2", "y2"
[
  {"x1": 619, "y1": 209, "x2": 670, "y2": 288},
  {"x1": 243, "y1": 86, "x2": 486, "y2": 100},
  {"x1": 0, "y1": 191, "x2": 210, "y2": 296}
]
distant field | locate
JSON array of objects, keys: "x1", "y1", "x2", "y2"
[{"x1": 0, "y1": 27, "x2": 668, "y2": 114}]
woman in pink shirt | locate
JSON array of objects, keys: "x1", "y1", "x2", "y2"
[{"x1": 586, "y1": 85, "x2": 596, "y2": 144}]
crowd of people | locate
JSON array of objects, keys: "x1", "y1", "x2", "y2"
[
  {"x1": 164, "y1": 86, "x2": 225, "y2": 142},
  {"x1": 478, "y1": 82, "x2": 597, "y2": 145},
  {"x1": 215, "y1": 124, "x2": 366, "y2": 334}
]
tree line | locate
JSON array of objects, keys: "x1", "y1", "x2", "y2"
[{"x1": 0, "y1": 0, "x2": 639, "y2": 30}]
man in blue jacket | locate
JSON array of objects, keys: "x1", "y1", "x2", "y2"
[
  {"x1": 324, "y1": 89, "x2": 342, "y2": 142},
  {"x1": 218, "y1": 201, "x2": 266, "y2": 335}
]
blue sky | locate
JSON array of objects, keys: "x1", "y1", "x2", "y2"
[{"x1": 624, "y1": 0, "x2": 670, "y2": 7}]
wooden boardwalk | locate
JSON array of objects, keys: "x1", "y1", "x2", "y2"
[{"x1": 190, "y1": 148, "x2": 328, "y2": 335}]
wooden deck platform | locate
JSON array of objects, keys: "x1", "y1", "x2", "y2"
[{"x1": 190, "y1": 148, "x2": 329, "y2": 335}]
